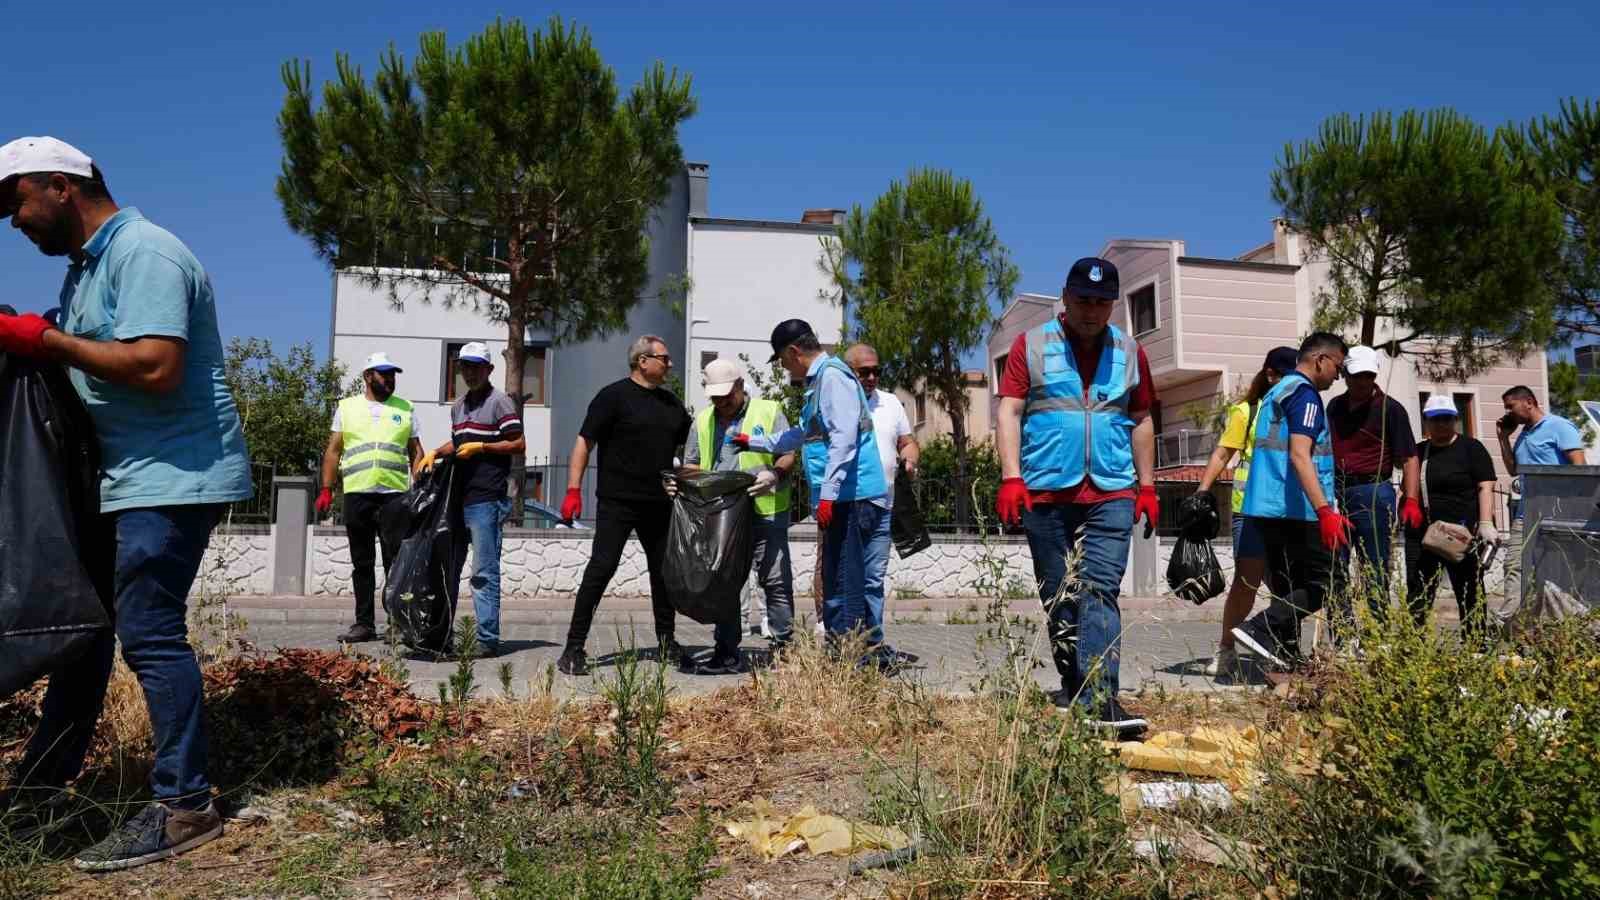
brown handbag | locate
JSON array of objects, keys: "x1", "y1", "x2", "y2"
[{"x1": 1420, "y1": 443, "x2": 1473, "y2": 563}]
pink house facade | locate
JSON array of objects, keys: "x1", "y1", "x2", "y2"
[{"x1": 987, "y1": 223, "x2": 1549, "y2": 492}]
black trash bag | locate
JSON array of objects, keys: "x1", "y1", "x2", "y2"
[
  {"x1": 381, "y1": 458, "x2": 465, "y2": 653},
  {"x1": 0, "y1": 345, "x2": 112, "y2": 700},
  {"x1": 1167, "y1": 536, "x2": 1226, "y2": 606},
  {"x1": 663, "y1": 469, "x2": 756, "y2": 625},
  {"x1": 890, "y1": 469, "x2": 932, "y2": 559},
  {"x1": 1177, "y1": 491, "x2": 1220, "y2": 540}
]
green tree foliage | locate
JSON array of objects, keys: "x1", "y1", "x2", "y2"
[
  {"x1": 1273, "y1": 110, "x2": 1563, "y2": 378},
  {"x1": 914, "y1": 436, "x2": 1001, "y2": 530},
  {"x1": 276, "y1": 16, "x2": 696, "y2": 512},
  {"x1": 1506, "y1": 97, "x2": 1600, "y2": 343},
  {"x1": 824, "y1": 168, "x2": 1018, "y2": 526},
  {"x1": 223, "y1": 337, "x2": 347, "y2": 481},
  {"x1": 1547, "y1": 359, "x2": 1599, "y2": 441}
]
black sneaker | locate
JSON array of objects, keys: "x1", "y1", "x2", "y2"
[
  {"x1": 74, "y1": 801, "x2": 223, "y2": 872},
  {"x1": 1089, "y1": 697, "x2": 1149, "y2": 740},
  {"x1": 337, "y1": 623, "x2": 378, "y2": 643},
  {"x1": 557, "y1": 649, "x2": 589, "y2": 676},
  {"x1": 1231, "y1": 617, "x2": 1299, "y2": 671},
  {"x1": 688, "y1": 651, "x2": 744, "y2": 675},
  {"x1": 2, "y1": 786, "x2": 78, "y2": 841},
  {"x1": 656, "y1": 636, "x2": 687, "y2": 668}
]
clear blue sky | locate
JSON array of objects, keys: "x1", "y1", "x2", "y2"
[{"x1": 4, "y1": 2, "x2": 1596, "y2": 360}]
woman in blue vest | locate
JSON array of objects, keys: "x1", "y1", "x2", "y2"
[{"x1": 1229, "y1": 332, "x2": 1356, "y2": 670}]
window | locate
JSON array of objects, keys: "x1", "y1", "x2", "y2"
[
  {"x1": 1416, "y1": 391, "x2": 1476, "y2": 437},
  {"x1": 445, "y1": 342, "x2": 469, "y2": 402},
  {"x1": 700, "y1": 351, "x2": 718, "y2": 371},
  {"x1": 994, "y1": 352, "x2": 1009, "y2": 385},
  {"x1": 915, "y1": 393, "x2": 926, "y2": 425},
  {"x1": 522, "y1": 346, "x2": 548, "y2": 406},
  {"x1": 1129, "y1": 284, "x2": 1157, "y2": 335}
]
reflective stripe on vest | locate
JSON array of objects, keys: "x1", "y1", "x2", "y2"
[
  {"x1": 1019, "y1": 320, "x2": 1141, "y2": 491},
  {"x1": 799, "y1": 356, "x2": 887, "y2": 505},
  {"x1": 1240, "y1": 372, "x2": 1335, "y2": 523},
  {"x1": 694, "y1": 398, "x2": 790, "y2": 516},
  {"x1": 338, "y1": 394, "x2": 413, "y2": 493}
]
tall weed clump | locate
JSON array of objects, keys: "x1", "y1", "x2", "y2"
[{"x1": 1246, "y1": 611, "x2": 1600, "y2": 898}]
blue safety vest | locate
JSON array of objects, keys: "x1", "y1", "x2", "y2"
[
  {"x1": 1241, "y1": 371, "x2": 1335, "y2": 522},
  {"x1": 1020, "y1": 320, "x2": 1141, "y2": 491},
  {"x1": 800, "y1": 356, "x2": 887, "y2": 505}
]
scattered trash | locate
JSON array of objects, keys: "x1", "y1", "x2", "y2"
[
  {"x1": 1131, "y1": 823, "x2": 1258, "y2": 868},
  {"x1": 847, "y1": 842, "x2": 922, "y2": 875},
  {"x1": 1136, "y1": 780, "x2": 1235, "y2": 811},
  {"x1": 1107, "y1": 725, "x2": 1263, "y2": 788},
  {"x1": 1511, "y1": 704, "x2": 1569, "y2": 740},
  {"x1": 724, "y1": 799, "x2": 911, "y2": 860}
]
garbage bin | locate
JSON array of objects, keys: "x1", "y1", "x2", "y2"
[{"x1": 1519, "y1": 464, "x2": 1600, "y2": 612}]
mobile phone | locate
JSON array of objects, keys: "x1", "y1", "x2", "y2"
[{"x1": 1498, "y1": 413, "x2": 1518, "y2": 431}]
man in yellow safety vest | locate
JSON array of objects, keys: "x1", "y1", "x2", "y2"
[
  {"x1": 680, "y1": 358, "x2": 797, "y2": 672},
  {"x1": 318, "y1": 351, "x2": 424, "y2": 643}
]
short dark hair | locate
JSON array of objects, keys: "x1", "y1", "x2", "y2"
[
  {"x1": 1502, "y1": 385, "x2": 1538, "y2": 404},
  {"x1": 1298, "y1": 331, "x2": 1348, "y2": 361},
  {"x1": 790, "y1": 333, "x2": 822, "y2": 354},
  {"x1": 24, "y1": 164, "x2": 112, "y2": 202}
]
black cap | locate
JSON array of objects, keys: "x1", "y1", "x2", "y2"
[
  {"x1": 1063, "y1": 257, "x2": 1119, "y2": 300},
  {"x1": 768, "y1": 318, "x2": 815, "y2": 362},
  {"x1": 1265, "y1": 346, "x2": 1299, "y2": 375}
]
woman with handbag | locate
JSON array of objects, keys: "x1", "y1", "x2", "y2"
[{"x1": 1405, "y1": 395, "x2": 1499, "y2": 632}]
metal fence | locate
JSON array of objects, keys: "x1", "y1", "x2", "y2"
[{"x1": 225, "y1": 463, "x2": 278, "y2": 525}]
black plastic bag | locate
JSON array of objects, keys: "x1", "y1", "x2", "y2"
[
  {"x1": 663, "y1": 470, "x2": 756, "y2": 625},
  {"x1": 1177, "y1": 491, "x2": 1220, "y2": 540},
  {"x1": 381, "y1": 459, "x2": 465, "y2": 653},
  {"x1": 1167, "y1": 536, "x2": 1226, "y2": 605},
  {"x1": 0, "y1": 345, "x2": 112, "y2": 699},
  {"x1": 890, "y1": 469, "x2": 932, "y2": 559}
]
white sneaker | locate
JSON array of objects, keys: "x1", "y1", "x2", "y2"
[
  {"x1": 1202, "y1": 646, "x2": 1239, "y2": 678},
  {"x1": 759, "y1": 614, "x2": 773, "y2": 640}
]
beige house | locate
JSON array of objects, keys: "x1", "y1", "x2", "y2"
[
  {"x1": 893, "y1": 371, "x2": 992, "y2": 446},
  {"x1": 987, "y1": 223, "x2": 1548, "y2": 490}
]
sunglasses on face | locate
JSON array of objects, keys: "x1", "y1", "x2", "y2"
[
  {"x1": 641, "y1": 353, "x2": 672, "y2": 364},
  {"x1": 855, "y1": 367, "x2": 880, "y2": 378}
]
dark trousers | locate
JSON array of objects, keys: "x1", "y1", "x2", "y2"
[
  {"x1": 18, "y1": 505, "x2": 220, "y2": 809},
  {"x1": 1403, "y1": 531, "x2": 1485, "y2": 633},
  {"x1": 566, "y1": 498, "x2": 675, "y2": 652},
  {"x1": 1249, "y1": 518, "x2": 1334, "y2": 652},
  {"x1": 344, "y1": 491, "x2": 400, "y2": 629}
]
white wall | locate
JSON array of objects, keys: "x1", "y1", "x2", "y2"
[{"x1": 686, "y1": 221, "x2": 842, "y2": 410}]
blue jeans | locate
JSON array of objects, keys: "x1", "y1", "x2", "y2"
[
  {"x1": 821, "y1": 500, "x2": 892, "y2": 645},
  {"x1": 463, "y1": 498, "x2": 510, "y2": 647},
  {"x1": 1230, "y1": 512, "x2": 1245, "y2": 555},
  {"x1": 714, "y1": 512, "x2": 796, "y2": 654},
  {"x1": 1022, "y1": 499, "x2": 1134, "y2": 709},
  {"x1": 18, "y1": 505, "x2": 220, "y2": 809},
  {"x1": 1334, "y1": 481, "x2": 1396, "y2": 624}
]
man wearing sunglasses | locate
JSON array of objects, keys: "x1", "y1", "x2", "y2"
[
  {"x1": 994, "y1": 257, "x2": 1158, "y2": 738},
  {"x1": 1230, "y1": 332, "x2": 1356, "y2": 670}
]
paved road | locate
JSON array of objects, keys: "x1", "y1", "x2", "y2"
[{"x1": 238, "y1": 614, "x2": 1270, "y2": 702}]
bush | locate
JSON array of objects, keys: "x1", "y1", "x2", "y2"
[
  {"x1": 495, "y1": 811, "x2": 719, "y2": 900},
  {"x1": 1246, "y1": 614, "x2": 1600, "y2": 898},
  {"x1": 914, "y1": 436, "x2": 1001, "y2": 530}
]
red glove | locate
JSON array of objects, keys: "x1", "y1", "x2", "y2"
[
  {"x1": 1134, "y1": 485, "x2": 1160, "y2": 539},
  {"x1": 815, "y1": 499, "x2": 834, "y2": 530},
  {"x1": 730, "y1": 432, "x2": 752, "y2": 449},
  {"x1": 1316, "y1": 505, "x2": 1353, "y2": 551},
  {"x1": 315, "y1": 488, "x2": 333, "y2": 516},
  {"x1": 0, "y1": 313, "x2": 55, "y2": 358},
  {"x1": 996, "y1": 477, "x2": 1032, "y2": 526},
  {"x1": 560, "y1": 487, "x2": 582, "y2": 523},
  {"x1": 1400, "y1": 496, "x2": 1424, "y2": 529}
]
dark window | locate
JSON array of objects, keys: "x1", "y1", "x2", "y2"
[
  {"x1": 522, "y1": 346, "x2": 548, "y2": 405},
  {"x1": 1130, "y1": 284, "x2": 1157, "y2": 335},
  {"x1": 700, "y1": 351, "x2": 718, "y2": 371},
  {"x1": 915, "y1": 394, "x2": 927, "y2": 424},
  {"x1": 445, "y1": 342, "x2": 468, "y2": 402}
]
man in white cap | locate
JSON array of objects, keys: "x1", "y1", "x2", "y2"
[
  {"x1": 419, "y1": 341, "x2": 524, "y2": 657},
  {"x1": 680, "y1": 357, "x2": 797, "y2": 671},
  {"x1": 0, "y1": 137, "x2": 251, "y2": 868},
  {"x1": 1325, "y1": 345, "x2": 1421, "y2": 630},
  {"x1": 318, "y1": 350, "x2": 423, "y2": 643}
]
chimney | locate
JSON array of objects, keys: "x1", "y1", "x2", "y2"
[
  {"x1": 687, "y1": 162, "x2": 709, "y2": 218},
  {"x1": 802, "y1": 208, "x2": 845, "y2": 226}
]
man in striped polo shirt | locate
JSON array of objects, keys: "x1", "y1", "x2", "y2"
[{"x1": 423, "y1": 341, "x2": 525, "y2": 656}]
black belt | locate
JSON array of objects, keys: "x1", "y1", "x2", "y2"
[{"x1": 1336, "y1": 474, "x2": 1389, "y2": 488}]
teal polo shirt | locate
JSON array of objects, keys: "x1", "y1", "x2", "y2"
[{"x1": 59, "y1": 207, "x2": 252, "y2": 512}]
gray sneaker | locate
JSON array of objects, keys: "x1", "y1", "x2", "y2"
[{"x1": 74, "y1": 801, "x2": 223, "y2": 872}]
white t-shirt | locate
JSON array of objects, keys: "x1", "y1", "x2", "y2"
[{"x1": 866, "y1": 390, "x2": 912, "y2": 505}]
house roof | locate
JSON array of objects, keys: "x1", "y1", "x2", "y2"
[{"x1": 689, "y1": 216, "x2": 837, "y2": 235}]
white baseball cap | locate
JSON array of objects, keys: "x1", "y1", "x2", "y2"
[
  {"x1": 363, "y1": 351, "x2": 402, "y2": 373},
  {"x1": 457, "y1": 341, "x2": 492, "y2": 364},
  {"x1": 702, "y1": 357, "x2": 742, "y2": 398},
  {"x1": 0, "y1": 137, "x2": 94, "y2": 187},
  {"x1": 1422, "y1": 394, "x2": 1460, "y2": 419},
  {"x1": 1345, "y1": 345, "x2": 1381, "y2": 376}
]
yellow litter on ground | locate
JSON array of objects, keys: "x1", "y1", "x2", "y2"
[
  {"x1": 724, "y1": 799, "x2": 912, "y2": 860},
  {"x1": 1105, "y1": 725, "x2": 1264, "y2": 789}
]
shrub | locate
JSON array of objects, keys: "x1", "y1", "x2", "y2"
[{"x1": 495, "y1": 811, "x2": 719, "y2": 900}]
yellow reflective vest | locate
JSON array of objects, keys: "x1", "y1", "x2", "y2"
[
  {"x1": 337, "y1": 395, "x2": 413, "y2": 493},
  {"x1": 694, "y1": 398, "x2": 789, "y2": 516}
]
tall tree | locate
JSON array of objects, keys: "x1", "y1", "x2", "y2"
[
  {"x1": 1507, "y1": 98, "x2": 1600, "y2": 342},
  {"x1": 1272, "y1": 110, "x2": 1563, "y2": 377},
  {"x1": 276, "y1": 17, "x2": 695, "y2": 512},
  {"x1": 824, "y1": 168, "x2": 1018, "y2": 528},
  {"x1": 224, "y1": 339, "x2": 348, "y2": 511}
]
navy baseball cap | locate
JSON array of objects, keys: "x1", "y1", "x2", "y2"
[
  {"x1": 1063, "y1": 257, "x2": 1119, "y2": 300},
  {"x1": 1265, "y1": 346, "x2": 1299, "y2": 375},
  {"x1": 768, "y1": 318, "x2": 815, "y2": 362}
]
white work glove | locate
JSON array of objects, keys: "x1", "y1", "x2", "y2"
[
  {"x1": 662, "y1": 472, "x2": 679, "y2": 498},
  {"x1": 1477, "y1": 521, "x2": 1499, "y2": 546},
  {"x1": 747, "y1": 469, "x2": 779, "y2": 496}
]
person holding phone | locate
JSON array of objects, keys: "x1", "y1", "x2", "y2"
[{"x1": 1496, "y1": 386, "x2": 1585, "y2": 604}]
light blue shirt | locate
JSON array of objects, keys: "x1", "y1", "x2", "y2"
[
  {"x1": 750, "y1": 354, "x2": 885, "y2": 506},
  {"x1": 59, "y1": 208, "x2": 253, "y2": 512},
  {"x1": 1513, "y1": 413, "x2": 1585, "y2": 469}
]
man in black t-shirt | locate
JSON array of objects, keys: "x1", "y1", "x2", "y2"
[{"x1": 557, "y1": 334, "x2": 692, "y2": 675}]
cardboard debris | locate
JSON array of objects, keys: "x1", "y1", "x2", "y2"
[
  {"x1": 1106, "y1": 723, "x2": 1325, "y2": 793},
  {"x1": 724, "y1": 799, "x2": 912, "y2": 860}
]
